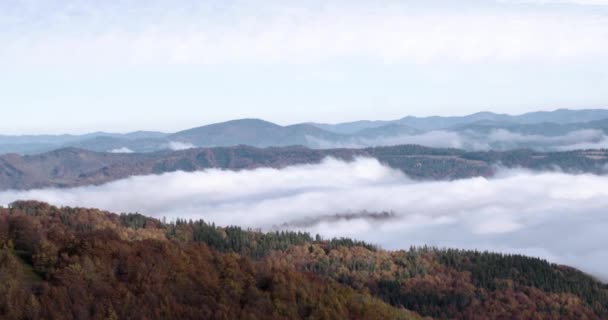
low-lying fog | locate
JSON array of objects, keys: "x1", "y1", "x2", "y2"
[
  {"x1": 1, "y1": 158, "x2": 607, "y2": 280},
  {"x1": 308, "y1": 129, "x2": 608, "y2": 151}
]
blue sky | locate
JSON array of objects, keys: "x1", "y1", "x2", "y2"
[{"x1": 1, "y1": 0, "x2": 608, "y2": 134}]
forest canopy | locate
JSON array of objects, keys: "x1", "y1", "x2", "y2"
[{"x1": 0, "y1": 201, "x2": 606, "y2": 320}]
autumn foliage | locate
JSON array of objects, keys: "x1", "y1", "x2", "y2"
[{"x1": 1, "y1": 201, "x2": 607, "y2": 319}]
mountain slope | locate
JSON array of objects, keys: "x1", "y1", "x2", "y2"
[
  {"x1": 308, "y1": 120, "x2": 393, "y2": 135},
  {"x1": 0, "y1": 201, "x2": 423, "y2": 320},
  {"x1": 1, "y1": 201, "x2": 606, "y2": 319},
  {"x1": 1, "y1": 109, "x2": 608, "y2": 155},
  {"x1": 353, "y1": 124, "x2": 422, "y2": 138},
  {"x1": 170, "y1": 119, "x2": 343, "y2": 147},
  {"x1": 0, "y1": 145, "x2": 607, "y2": 191},
  {"x1": 0, "y1": 131, "x2": 169, "y2": 155},
  {"x1": 312, "y1": 109, "x2": 608, "y2": 133}
]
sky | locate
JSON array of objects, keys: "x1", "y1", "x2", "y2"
[{"x1": 1, "y1": 0, "x2": 608, "y2": 134}]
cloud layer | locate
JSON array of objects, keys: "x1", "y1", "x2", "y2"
[
  {"x1": 2, "y1": 1, "x2": 608, "y2": 65},
  {"x1": 507, "y1": 0, "x2": 608, "y2": 5},
  {"x1": 1, "y1": 158, "x2": 607, "y2": 280},
  {"x1": 308, "y1": 129, "x2": 608, "y2": 151}
]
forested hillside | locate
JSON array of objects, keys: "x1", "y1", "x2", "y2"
[
  {"x1": 1, "y1": 145, "x2": 608, "y2": 190},
  {"x1": 0, "y1": 201, "x2": 421, "y2": 320},
  {"x1": 1, "y1": 201, "x2": 607, "y2": 319}
]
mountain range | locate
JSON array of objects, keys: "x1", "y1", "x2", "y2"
[
  {"x1": 310, "y1": 109, "x2": 608, "y2": 133},
  {"x1": 1, "y1": 144, "x2": 607, "y2": 191},
  {"x1": 2, "y1": 109, "x2": 608, "y2": 155}
]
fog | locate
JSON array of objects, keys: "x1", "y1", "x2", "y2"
[
  {"x1": 167, "y1": 141, "x2": 196, "y2": 151},
  {"x1": 1, "y1": 158, "x2": 607, "y2": 280},
  {"x1": 308, "y1": 131, "x2": 470, "y2": 149},
  {"x1": 109, "y1": 147, "x2": 135, "y2": 154},
  {"x1": 308, "y1": 129, "x2": 608, "y2": 151}
]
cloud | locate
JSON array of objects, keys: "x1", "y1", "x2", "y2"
[
  {"x1": 307, "y1": 131, "x2": 471, "y2": 149},
  {"x1": 167, "y1": 141, "x2": 196, "y2": 151},
  {"x1": 482, "y1": 129, "x2": 608, "y2": 151},
  {"x1": 1, "y1": 158, "x2": 608, "y2": 280},
  {"x1": 2, "y1": 1, "x2": 608, "y2": 66},
  {"x1": 503, "y1": 0, "x2": 608, "y2": 5},
  {"x1": 109, "y1": 147, "x2": 135, "y2": 154},
  {"x1": 307, "y1": 129, "x2": 608, "y2": 151}
]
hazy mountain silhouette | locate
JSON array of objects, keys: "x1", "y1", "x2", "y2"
[{"x1": 1, "y1": 109, "x2": 608, "y2": 155}]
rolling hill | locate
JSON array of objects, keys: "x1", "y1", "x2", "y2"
[
  {"x1": 169, "y1": 119, "x2": 343, "y2": 147},
  {"x1": 1, "y1": 201, "x2": 606, "y2": 319},
  {"x1": 0, "y1": 145, "x2": 607, "y2": 191}
]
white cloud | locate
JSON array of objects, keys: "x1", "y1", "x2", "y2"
[
  {"x1": 307, "y1": 129, "x2": 608, "y2": 151},
  {"x1": 1, "y1": 158, "x2": 608, "y2": 280},
  {"x1": 2, "y1": 1, "x2": 608, "y2": 65},
  {"x1": 484, "y1": 129, "x2": 608, "y2": 150},
  {"x1": 109, "y1": 147, "x2": 134, "y2": 153},
  {"x1": 504, "y1": 0, "x2": 608, "y2": 5},
  {"x1": 167, "y1": 141, "x2": 196, "y2": 151}
]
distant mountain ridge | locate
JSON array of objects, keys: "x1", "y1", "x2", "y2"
[
  {"x1": 1, "y1": 144, "x2": 607, "y2": 191},
  {"x1": 1, "y1": 108, "x2": 608, "y2": 155},
  {"x1": 169, "y1": 119, "x2": 343, "y2": 147},
  {"x1": 310, "y1": 108, "x2": 608, "y2": 133}
]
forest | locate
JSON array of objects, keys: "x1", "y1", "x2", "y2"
[
  {"x1": 1, "y1": 201, "x2": 607, "y2": 319},
  {"x1": 2, "y1": 145, "x2": 608, "y2": 191}
]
